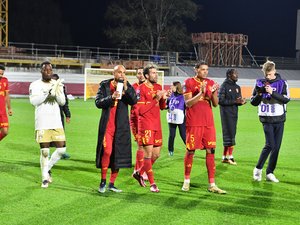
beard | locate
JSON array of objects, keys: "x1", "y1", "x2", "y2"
[{"x1": 149, "y1": 77, "x2": 157, "y2": 84}]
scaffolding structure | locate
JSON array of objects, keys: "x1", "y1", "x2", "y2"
[
  {"x1": 192, "y1": 32, "x2": 248, "y2": 66},
  {"x1": 0, "y1": 0, "x2": 8, "y2": 47}
]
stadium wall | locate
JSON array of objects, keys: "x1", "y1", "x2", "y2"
[{"x1": 6, "y1": 71, "x2": 300, "y2": 99}]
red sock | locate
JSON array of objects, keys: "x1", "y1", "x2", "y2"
[
  {"x1": 206, "y1": 153, "x2": 215, "y2": 184},
  {"x1": 101, "y1": 167, "x2": 108, "y2": 180},
  {"x1": 184, "y1": 151, "x2": 194, "y2": 179},
  {"x1": 143, "y1": 158, "x2": 155, "y2": 185},
  {"x1": 228, "y1": 146, "x2": 234, "y2": 156},
  {"x1": 223, "y1": 146, "x2": 228, "y2": 157},
  {"x1": 135, "y1": 149, "x2": 144, "y2": 171},
  {"x1": 101, "y1": 151, "x2": 111, "y2": 180},
  {"x1": 110, "y1": 169, "x2": 119, "y2": 184}
]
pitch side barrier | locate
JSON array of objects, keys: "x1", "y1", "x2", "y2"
[{"x1": 84, "y1": 68, "x2": 164, "y2": 101}]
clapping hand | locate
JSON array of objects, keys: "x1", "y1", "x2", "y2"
[
  {"x1": 50, "y1": 79, "x2": 64, "y2": 97},
  {"x1": 211, "y1": 82, "x2": 219, "y2": 93}
]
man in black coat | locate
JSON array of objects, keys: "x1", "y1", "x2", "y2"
[
  {"x1": 218, "y1": 69, "x2": 246, "y2": 165},
  {"x1": 95, "y1": 65, "x2": 137, "y2": 193}
]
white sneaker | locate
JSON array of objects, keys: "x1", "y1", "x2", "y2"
[
  {"x1": 207, "y1": 185, "x2": 227, "y2": 194},
  {"x1": 266, "y1": 173, "x2": 279, "y2": 183},
  {"x1": 47, "y1": 170, "x2": 52, "y2": 183},
  {"x1": 98, "y1": 181, "x2": 106, "y2": 193},
  {"x1": 181, "y1": 181, "x2": 190, "y2": 191},
  {"x1": 253, "y1": 167, "x2": 262, "y2": 181},
  {"x1": 41, "y1": 180, "x2": 49, "y2": 188}
]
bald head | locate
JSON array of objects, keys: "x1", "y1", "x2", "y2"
[{"x1": 113, "y1": 65, "x2": 126, "y2": 82}]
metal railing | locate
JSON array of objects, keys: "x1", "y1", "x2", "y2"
[{"x1": 0, "y1": 42, "x2": 298, "y2": 69}]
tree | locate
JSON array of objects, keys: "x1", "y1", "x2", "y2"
[{"x1": 104, "y1": 0, "x2": 199, "y2": 54}]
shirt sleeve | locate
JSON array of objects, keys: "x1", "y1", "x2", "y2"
[{"x1": 29, "y1": 82, "x2": 50, "y2": 106}]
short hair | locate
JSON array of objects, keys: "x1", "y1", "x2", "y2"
[
  {"x1": 262, "y1": 60, "x2": 276, "y2": 74},
  {"x1": 52, "y1": 74, "x2": 59, "y2": 79},
  {"x1": 0, "y1": 64, "x2": 5, "y2": 70},
  {"x1": 143, "y1": 63, "x2": 157, "y2": 78},
  {"x1": 194, "y1": 61, "x2": 208, "y2": 69},
  {"x1": 41, "y1": 61, "x2": 52, "y2": 69},
  {"x1": 226, "y1": 69, "x2": 237, "y2": 78},
  {"x1": 136, "y1": 66, "x2": 144, "y2": 73},
  {"x1": 172, "y1": 81, "x2": 183, "y2": 94}
]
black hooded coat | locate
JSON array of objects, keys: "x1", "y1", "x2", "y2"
[{"x1": 95, "y1": 79, "x2": 137, "y2": 169}]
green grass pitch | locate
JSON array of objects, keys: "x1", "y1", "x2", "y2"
[{"x1": 0, "y1": 98, "x2": 299, "y2": 225}]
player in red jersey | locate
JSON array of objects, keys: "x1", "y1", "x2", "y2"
[
  {"x1": 0, "y1": 65, "x2": 13, "y2": 142},
  {"x1": 130, "y1": 67, "x2": 148, "y2": 179},
  {"x1": 181, "y1": 62, "x2": 226, "y2": 194},
  {"x1": 132, "y1": 64, "x2": 170, "y2": 192}
]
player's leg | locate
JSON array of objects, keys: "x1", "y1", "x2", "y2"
[
  {"x1": 36, "y1": 130, "x2": 52, "y2": 188},
  {"x1": 182, "y1": 126, "x2": 200, "y2": 191},
  {"x1": 98, "y1": 132, "x2": 114, "y2": 193},
  {"x1": 130, "y1": 114, "x2": 143, "y2": 172},
  {"x1": 0, "y1": 114, "x2": 9, "y2": 141},
  {"x1": 228, "y1": 146, "x2": 237, "y2": 165},
  {"x1": 204, "y1": 126, "x2": 226, "y2": 194},
  {"x1": 222, "y1": 146, "x2": 229, "y2": 163},
  {"x1": 143, "y1": 145, "x2": 160, "y2": 192},
  {"x1": 182, "y1": 149, "x2": 194, "y2": 191},
  {"x1": 151, "y1": 130, "x2": 162, "y2": 165},
  {"x1": 133, "y1": 129, "x2": 153, "y2": 188},
  {"x1": 266, "y1": 123, "x2": 283, "y2": 182},
  {"x1": 0, "y1": 127, "x2": 8, "y2": 141},
  {"x1": 108, "y1": 168, "x2": 122, "y2": 192},
  {"x1": 168, "y1": 123, "x2": 176, "y2": 156},
  {"x1": 178, "y1": 122, "x2": 186, "y2": 145},
  {"x1": 254, "y1": 123, "x2": 273, "y2": 181},
  {"x1": 206, "y1": 148, "x2": 226, "y2": 194},
  {"x1": 39, "y1": 142, "x2": 50, "y2": 188},
  {"x1": 48, "y1": 128, "x2": 66, "y2": 170},
  {"x1": 134, "y1": 146, "x2": 144, "y2": 171}
]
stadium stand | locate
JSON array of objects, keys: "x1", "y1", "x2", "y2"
[{"x1": 2, "y1": 42, "x2": 300, "y2": 98}]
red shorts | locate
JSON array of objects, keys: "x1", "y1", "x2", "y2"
[
  {"x1": 186, "y1": 126, "x2": 216, "y2": 150},
  {"x1": 138, "y1": 129, "x2": 162, "y2": 147},
  {"x1": 0, "y1": 114, "x2": 9, "y2": 128}
]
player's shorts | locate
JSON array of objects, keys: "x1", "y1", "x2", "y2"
[
  {"x1": 0, "y1": 114, "x2": 9, "y2": 128},
  {"x1": 186, "y1": 126, "x2": 216, "y2": 150},
  {"x1": 35, "y1": 128, "x2": 66, "y2": 143},
  {"x1": 138, "y1": 129, "x2": 162, "y2": 147}
]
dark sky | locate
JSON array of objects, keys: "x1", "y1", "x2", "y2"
[
  {"x1": 192, "y1": 0, "x2": 300, "y2": 58},
  {"x1": 11, "y1": 0, "x2": 300, "y2": 58}
]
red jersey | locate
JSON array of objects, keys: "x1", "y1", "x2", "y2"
[
  {"x1": 0, "y1": 77, "x2": 9, "y2": 115},
  {"x1": 137, "y1": 82, "x2": 166, "y2": 131},
  {"x1": 183, "y1": 77, "x2": 216, "y2": 127},
  {"x1": 106, "y1": 81, "x2": 118, "y2": 135}
]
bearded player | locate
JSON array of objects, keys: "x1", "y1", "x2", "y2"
[{"x1": 133, "y1": 64, "x2": 170, "y2": 192}]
